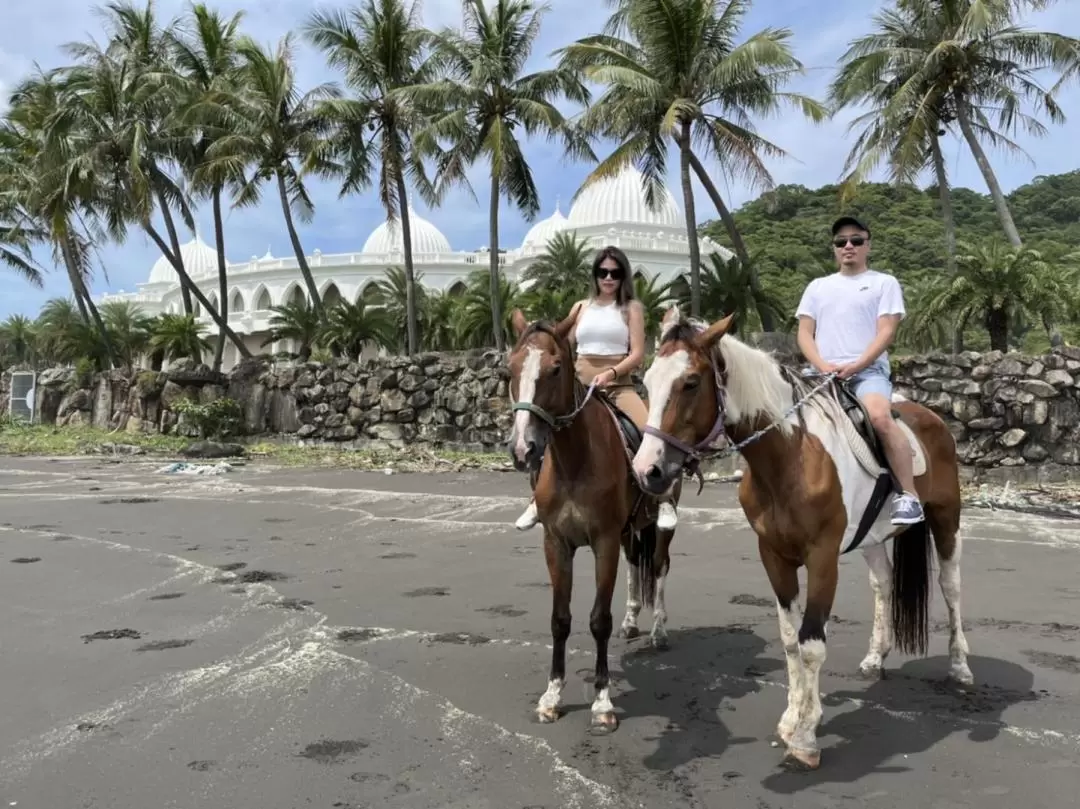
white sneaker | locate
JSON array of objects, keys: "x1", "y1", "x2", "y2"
[
  {"x1": 515, "y1": 501, "x2": 539, "y2": 530},
  {"x1": 657, "y1": 502, "x2": 678, "y2": 530}
]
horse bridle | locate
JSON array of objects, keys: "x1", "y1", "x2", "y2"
[
  {"x1": 509, "y1": 322, "x2": 597, "y2": 432},
  {"x1": 511, "y1": 379, "x2": 597, "y2": 432},
  {"x1": 640, "y1": 362, "x2": 730, "y2": 490}
]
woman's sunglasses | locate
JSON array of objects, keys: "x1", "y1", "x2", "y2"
[
  {"x1": 833, "y1": 235, "x2": 867, "y2": 248},
  {"x1": 595, "y1": 267, "x2": 624, "y2": 280}
]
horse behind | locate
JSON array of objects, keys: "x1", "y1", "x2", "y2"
[
  {"x1": 631, "y1": 307, "x2": 971, "y2": 770},
  {"x1": 506, "y1": 308, "x2": 682, "y2": 734}
]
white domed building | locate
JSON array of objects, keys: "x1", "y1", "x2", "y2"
[{"x1": 100, "y1": 165, "x2": 732, "y2": 370}]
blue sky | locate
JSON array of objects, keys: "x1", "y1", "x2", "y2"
[{"x1": 2, "y1": 0, "x2": 1077, "y2": 319}]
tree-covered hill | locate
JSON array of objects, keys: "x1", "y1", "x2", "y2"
[{"x1": 699, "y1": 169, "x2": 1080, "y2": 329}]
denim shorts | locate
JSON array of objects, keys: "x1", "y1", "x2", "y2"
[{"x1": 848, "y1": 363, "x2": 893, "y2": 401}]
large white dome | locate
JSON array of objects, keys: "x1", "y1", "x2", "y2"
[
  {"x1": 147, "y1": 234, "x2": 218, "y2": 284},
  {"x1": 362, "y1": 204, "x2": 452, "y2": 255},
  {"x1": 567, "y1": 165, "x2": 684, "y2": 230},
  {"x1": 521, "y1": 201, "x2": 568, "y2": 248}
]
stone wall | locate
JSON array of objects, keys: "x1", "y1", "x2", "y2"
[
  {"x1": 3, "y1": 343, "x2": 1080, "y2": 473},
  {"x1": 893, "y1": 346, "x2": 1080, "y2": 471}
]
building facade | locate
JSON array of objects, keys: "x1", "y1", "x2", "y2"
[{"x1": 100, "y1": 165, "x2": 733, "y2": 370}]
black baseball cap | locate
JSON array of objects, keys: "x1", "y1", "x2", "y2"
[{"x1": 831, "y1": 216, "x2": 871, "y2": 237}]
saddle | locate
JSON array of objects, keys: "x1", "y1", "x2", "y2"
[
  {"x1": 832, "y1": 379, "x2": 899, "y2": 481},
  {"x1": 594, "y1": 388, "x2": 643, "y2": 461}
]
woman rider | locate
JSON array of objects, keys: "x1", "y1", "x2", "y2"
[{"x1": 514, "y1": 245, "x2": 679, "y2": 531}]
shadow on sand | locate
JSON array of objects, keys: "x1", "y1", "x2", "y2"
[
  {"x1": 759, "y1": 653, "x2": 1039, "y2": 793},
  {"x1": 614, "y1": 624, "x2": 782, "y2": 769}
]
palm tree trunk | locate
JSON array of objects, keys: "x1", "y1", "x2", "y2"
[
  {"x1": 211, "y1": 186, "x2": 229, "y2": 372},
  {"x1": 157, "y1": 193, "x2": 195, "y2": 315},
  {"x1": 955, "y1": 105, "x2": 1022, "y2": 247},
  {"x1": 489, "y1": 170, "x2": 505, "y2": 352},
  {"x1": 395, "y1": 171, "x2": 420, "y2": 356},
  {"x1": 687, "y1": 149, "x2": 775, "y2": 331},
  {"x1": 142, "y1": 223, "x2": 252, "y2": 360},
  {"x1": 677, "y1": 130, "x2": 701, "y2": 318},
  {"x1": 986, "y1": 307, "x2": 1009, "y2": 352},
  {"x1": 61, "y1": 234, "x2": 117, "y2": 369},
  {"x1": 929, "y1": 135, "x2": 962, "y2": 351},
  {"x1": 276, "y1": 170, "x2": 324, "y2": 317}
]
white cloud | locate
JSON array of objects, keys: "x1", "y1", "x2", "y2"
[{"x1": 1, "y1": 0, "x2": 1078, "y2": 317}]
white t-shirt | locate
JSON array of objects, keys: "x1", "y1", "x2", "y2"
[{"x1": 796, "y1": 269, "x2": 905, "y2": 369}]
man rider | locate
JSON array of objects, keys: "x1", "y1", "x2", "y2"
[{"x1": 795, "y1": 215, "x2": 924, "y2": 525}]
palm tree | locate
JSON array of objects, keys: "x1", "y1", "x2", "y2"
[
  {"x1": 556, "y1": 0, "x2": 827, "y2": 326},
  {"x1": 151, "y1": 312, "x2": 212, "y2": 362},
  {"x1": 170, "y1": 2, "x2": 251, "y2": 370},
  {"x1": 908, "y1": 238, "x2": 1078, "y2": 351},
  {"x1": 204, "y1": 34, "x2": 338, "y2": 317},
  {"x1": 830, "y1": 5, "x2": 958, "y2": 273},
  {"x1": 675, "y1": 251, "x2": 787, "y2": 334},
  {"x1": 57, "y1": 3, "x2": 249, "y2": 360},
  {"x1": 880, "y1": 0, "x2": 1080, "y2": 247},
  {"x1": 370, "y1": 265, "x2": 429, "y2": 351},
  {"x1": 0, "y1": 315, "x2": 38, "y2": 368},
  {"x1": 100, "y1": 300, "x2": 155, "y2": 368},
  {"x1": 1, "y1": 71, "x2": 118, "y2": 368},
  {"x1": 519, "y1": 231, "x2": 593, "y2": 296},
  {"x1": 404, "y1": 0, "x2": 593, "y2": 351},
  {"x1": 320, "y1": 299, "x2": 396, "y2": 359},
  {"x1": 304, "y1": 0, "x2": 441, "y2": 356},
  {"x1": 261, "y1": 298, "x2": 324, "y2": 362}
]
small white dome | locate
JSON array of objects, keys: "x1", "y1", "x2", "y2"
[
  {"x1": 148, "y1": 234, "x2": 218, "y2": 284},
  {"x1": 362, "y1": 204, "x2": 452, "y2": 255},
  {"x1": 568, "y1": 165, "x2": 684, "y2": 230},
  {"x1": 521, "y1": 200, "x2": 568, "y2": 248}
]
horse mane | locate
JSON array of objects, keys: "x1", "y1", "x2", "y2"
[{"x1": 660, "y1": 313, "x2": 845, "y2": 435}]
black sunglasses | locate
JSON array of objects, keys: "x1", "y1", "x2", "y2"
[
  {"x1": 833, "y1": 235, "x2": 867, "y2": 248},
  {"x1": 595, "y1": 267, "x2": 624, "y2": 280}
]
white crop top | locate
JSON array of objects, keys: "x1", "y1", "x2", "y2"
[{"x1": 575, "y1": 300, "x2": 629, "y2": 356}]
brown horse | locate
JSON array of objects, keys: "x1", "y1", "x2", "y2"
[
  {"x1": 630, "y1": 307, "x2": 971, "y2": 769},
  {"x1": 506, "y1": 308, "x2": 682, "y2": 733}
]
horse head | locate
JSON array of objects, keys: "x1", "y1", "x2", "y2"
[
  {"x1": 506, "y1": 308, "x2": 577, "y2": 472},
  {"x1": 632, "y1": 305, "x2": 735, "y2": 494}
]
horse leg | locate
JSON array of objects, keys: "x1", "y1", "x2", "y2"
[
  {"x1": 927, "y1": 505, "x2": 973, "y2": 685},
  {"x1": 537, "y1": 529, "x2": 573, "y2": 723},
  {"x1": 649, "y1": 526, "x2": 674, "y2": 650},
  {"x1": 589, "y1": 536, "x2": 621, "y2": 733},
  {"x1": 858, "y1": 543, "x2": 894, "y2": 678},
  {"x1": 783, "y1": 544, "x2": 839, "y2": 771},
  {"x1": 618, "y1": 560, "x2": 642, "y2": 640},
  {"x1": 758, "y1": 538, "x2": 803, "y2": 748}
]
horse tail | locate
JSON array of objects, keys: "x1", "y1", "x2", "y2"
[
  {"x1": 628, "y1": 523, "x2": 658, "y2": 610},
  {"x1": 890, "y1": 520, "x2": 932, "y2": 656}
]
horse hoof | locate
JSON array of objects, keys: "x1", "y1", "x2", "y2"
[
  {"x1": 618, "y1": 626, "x2": 640, "y2": 640},
  {"x1": 536, "y1": 707, "x2": 560, "y2": 724},
  {"x1": 781, "y1": 746, "x2": 820, "y2": 771},
  {"x1": 650, "y1": 634, "x2": 669, "y2": 651},
  {"x1": 948, "y1": 665, "x2": 975, "y2": 686},
  {"x1": 858, "y1": 664, "x2": 884, "y2": 680},
  {"x1": 589, "y1": 712, "x2": 619, "y2": 735}
]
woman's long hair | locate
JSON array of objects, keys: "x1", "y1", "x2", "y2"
[{"x1": 590, "y1": 245, "x2": 636, "y2": 306}]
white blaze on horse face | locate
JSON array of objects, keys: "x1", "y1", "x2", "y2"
[
  {"x1": 632, "y1": 350, "x2": 690, "y2": 478},
  {"x1": 512, "y1": 346, "x2": 543, "y2": 463}
]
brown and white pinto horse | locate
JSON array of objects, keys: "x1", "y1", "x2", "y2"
[
  {"x1": 631, "y1": 307, "x2": 971, "y2": 770},
  {"x1": 507, "y1": 309, "x2": 682, "y2": 733}
]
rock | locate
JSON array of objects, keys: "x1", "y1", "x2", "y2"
[
  {"x1": 180, "y1": 441, "x2": 246, "y2": 459},
  {"x1": 1019, "y1": 378, "x2": 1057, "y2": 398},
  {"x1": 991, "y1": 358, "x2": 1025, "y2": 377},
  {"x1": 999, "y1": 428, "x2": 1027, "y2": 448},
  {"x1": 1043, "y1": 369, "x2": 1074, "y2": 388}
]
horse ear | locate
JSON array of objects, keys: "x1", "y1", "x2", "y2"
[
  {"x1": 554, "y1": 306, "x2": 577, "y2": 340},
  {"x1": 695, "y1": 312, "x2": 735, "y2": 349},
  {"x1": 659, "y1": 304, "x2": 681, "y2": 341},
  {"x1": 511, "y1": 308, "x2": 528, "y2": 339}
]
